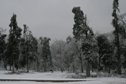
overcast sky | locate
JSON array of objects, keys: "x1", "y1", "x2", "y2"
[{"x1": 0, "y1": 0, "x2": 126, "y2": 41}]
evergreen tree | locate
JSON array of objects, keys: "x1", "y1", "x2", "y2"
[
  {"x1": 72, "y1": 7, "x2": 86, "y2": 73},
  {"x1": 22, "y1": 24, "x2": 37, "y2": 72},
  {"x1": 97, "y1": 35, "x2": 114, "y2": 73},
  {"x1": 7, "y1": 14, "x2": 22, "y2": 72},
  {"x1": 40, "y1": 37, "x2": 52, "y2": 72},
  {"x1": 19, "y1": 24, "x2": 38, "y2": 72},
  {"x1": 19, "y1": 37, "x2": 27, "y2": 68},
  {"x1": 30, "y1": 36, "x2": 38, "y2": 71},
  {"x1": 112, "y1": 0, "x2": 121, "y2": 74},
  {"x1": 0, "y1": 28, "x2": 6, "y2": 69},
  {"x1": 72, "y1": 7, "x2": 98, "y2": 77},
  {"x1": 19, "y1": 25, "x2": 29, "y2": 70}
]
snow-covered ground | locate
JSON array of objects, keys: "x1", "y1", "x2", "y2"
[
  {"x1": 0, "y1": 78, "x2": 126, "y2": 84},
  {"x1": 0, "y1": 71, "x2": 70, "y2": 80},
  {"x1": 0, "y1": 70, "x2": 125, "y2": 84}
]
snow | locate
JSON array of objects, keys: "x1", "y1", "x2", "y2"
[
  {"x1": 0, "y1": 78, "x2": 126, "y2": 84},
  {"x1": 0, "y1": 71, "x2": 73, "y2": 80},
  {"x1": 0, "y1": 70, "x2": 125, "y2": 84}
]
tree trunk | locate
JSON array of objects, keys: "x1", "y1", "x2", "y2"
[
  {"x1": 44, "y1": 61, "x2": 47, "y2": 72},
  {"x1": 9, "y1": 65, "x2": 11, "y2": 71},
  {"x1": 86, "y1": 60, "x2": 90, "y2": 77},
  {"x1": 36, "y1": 57, "x2": 39, "y2": 72},
  {"x1": 12, "y1": 55, "x2": 15, "y2": 73},
  {"x1": 48, "y1": 54, "x2": 53, "y2": 71},
  {"x1": 26, "y1": 45, "x2": 29, "y2": 73},
  {"x1": 115, "y1": 27, "x2": 121, "y2": 74},
  {"x1": 26, "y1": 54, "x2": 29, "y2": 73},
  {"x1": 91, "y1": 65, "x2": 94, "y2": 72},
  {"x1": 108, "y1": 67, "x2": 111, "y2": 74},
  {"x1": 79, "y1": 53, "x2": 83, "y2": 73},
  {"x1": 98, "y1": 55, "x2": 101, "y2": 71},
  {"x1": 72, "y1": 65, "x2": 75, "y2": 73}
]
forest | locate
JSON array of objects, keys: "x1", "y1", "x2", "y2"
[{"x1": 0, "y1": 0, "x2": 126, "y2": 78}]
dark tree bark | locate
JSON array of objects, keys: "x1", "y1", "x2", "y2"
[
  {"x1": 79, "y1": 53, "x2": 84, "y2": 73},
  {"x1": 86, "y1": 60, "x2": 90, "y2": 77}
]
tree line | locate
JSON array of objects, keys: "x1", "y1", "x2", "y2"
[
  {"x1": 0, "y1": 14, "x2": 52, "y2": 73},
  {"x1": 0, "y1": 0, "x2": 126, "y2": 77}
]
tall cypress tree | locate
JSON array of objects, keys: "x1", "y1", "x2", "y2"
[
  {"x1": 72, "y1": 7, "x2": 86, "y2": 73},
  {"x1": 72, "y1": 7, "x2": 98, "y2": 77},
  {"x1": 7, "y1": 14, "x2": 22, "y2": 72},
  {"x1": 112, "y1": 0, "x2": 121, "y2": 74}
]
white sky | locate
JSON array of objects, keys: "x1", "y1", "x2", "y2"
[{"x1": 0, "y1": 0, "x2": 126, "y2": 40}]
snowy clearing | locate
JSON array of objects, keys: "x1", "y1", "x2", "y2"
[
  {"x1": 0, "y1": 71, "x2": 73, "y2": 80},
  {"x1": 0, "y1": 78, "x2": 126, "y2": 84},
  {"x1": 0, "y1": 71, "x2": 125, "y2": 84}
]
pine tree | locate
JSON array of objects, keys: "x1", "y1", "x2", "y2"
[
  {"x1": 72, "y1": 7, "x2": 98, "y2": 77},
  {"x1": 19, "y1": 37, "x2": 27, "y2": 68},
  {"x1": 40, "y1": 37, "x2": 52, "y2": 72},
  {"x1": 19, "y1": 24, "x2": 38, "y2": 72},
  {"x1": 97, "y1": 35, "x2": 114, "y2": 73},
  {"x1": 19, "y1": 25, "x2": 29, "y2": 70},
  {"x1": 30, "y1": 36, "x2": 38, "y2": 71},
  {"x1": 0, "y1": 28, "x2": 6, "y2": 69},
  {"x1": 7, "y1": 14, "x2": 22, "y2": 72},
  {"x1": 23, "y1": 24, "x2": 36, "y2": 72},
  {"x1": 23, "y1": 24, "x2": 30, "y2": 72},
  {"x1": 72, "y1": 7, "x2": 86, "y2": 73},
  {"x1": 112, "y1": 0, "x2": 122, "y2": 74}
]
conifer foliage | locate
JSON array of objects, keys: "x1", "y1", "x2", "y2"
[
  {"x1": 112, "y1": 0, "x2": 121, "y2": 74},
  {"x1": 72, "y1": 7, "x2": 98, "y2": 77},
  {"x1": 7, "y1": 14, "x2": 22, "y2": 72}
]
